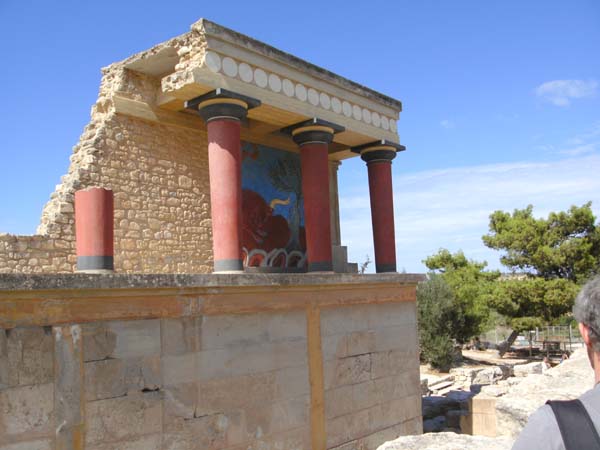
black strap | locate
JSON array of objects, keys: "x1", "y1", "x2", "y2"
[{"x1": 547, "y1": 399, "x2": 600, "y2": 450}]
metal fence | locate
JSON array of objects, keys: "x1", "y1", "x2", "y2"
[{"x1": 480, "y1": 325, "x2": 584, "y2": 353}]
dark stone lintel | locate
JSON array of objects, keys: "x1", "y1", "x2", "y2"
[
  {"x1": 281, "y1": 118, "x2": 345, "y2": 146},
  {"x1": 351, "y1": 139, "x2": 406, "y2": 163},
  {"x1": 185, "y1": 88, "x2": 261, "y2": 122}
]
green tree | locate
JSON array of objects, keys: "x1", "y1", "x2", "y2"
[
  {"x1": 489, "y1": 277, "x2": 579, "y2": 354},
  {"x1": 483, "y1": 202, "x2": 600, "y2": 282},
  {"x1": 417, "y1": 275, "x2": 457, "y2": 371},
  {"x1": 424, "y1": 249, "x2": 500, "y2": 343}
]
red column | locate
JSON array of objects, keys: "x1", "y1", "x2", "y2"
[
  {"x1": 206, "y1": 118, "x2": 243, "y2": 272},
  {"x1": 75, "y1": 187, "x2": 114, "y2": 272},
  {"x1": 188, "y1": 90, "x2": 260, "y2": 273},
  {"x1": 367, "y1": 159, "x2": 397, "y2": 273},
  {"x1": 352, "y1": 141, "x2": 405, "y2": 273},
  {"x1": 300, "y1": 141, "x2": 333, "y2": 272},
  {"x1": 288, "y1": 121, "x2": 344, "y2": 272}
]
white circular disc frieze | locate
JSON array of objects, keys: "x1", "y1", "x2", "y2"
[
  {"x1": 342, "y1": 101, "x2": 352, "y2": 117},
  {"x1": 372, "y1": 112, "x2": 381, "y2": 127},
  {"x1": 307, "y1": 88, "x2": 319, "y2": 106},
  {"x1": 390, "y1": 120, "x2": 397, "y2": 132},
  {"x1": 362, "y1": 108, "x2": 371, "y2": 124},
  {"x1": 204, "y1": 51, "x2": 221, "y2": 73},
  {"x1": 381, "y1": 116, "x2": 390, "y2": 130},
  {"x1": 222, "y1": 57, "x2": 238, "y2": 77},
  {"x1": 352, "y1": 105, "x2": 362, "y2": 121},
  {"x1": 319, "y1": 93, "x2": 331, "y2": 109},
  {"x1": 238, "y1": 63, "x2": 253, "y2": 83},
  {"x1": 254, "y1": 68, "x2": 268, "y2": 88},
  {"x1": 282, "y1": 79, "x2": 294, "y2": 97},
  {"x1": 295, "y1": 83, "x2": 307, "y2": 102},
  {"x1": 331, "y1": 97, "x2": 342, "y2": 114},
  {"x1": 268, "y1": 73, "x2": 282, "y2": 92}
]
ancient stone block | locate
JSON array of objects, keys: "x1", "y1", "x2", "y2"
[
  {"x1": 162, "y1": 413, "x2": 230, "y2": 450},
  {"x1": 124, "y1": 355, "x2": 162, "y2": 392},
  {"x1": 161, "y1": 317, "x2": 201, "y2": 356},
  {"x1": 196, "y1": 340, "x2": 307, "y2": 381},
  {"x1": 195, "y1": 371, "x2": 278, "y2": 417},
  {"x1": 325, "y1": 383, "x2": 355, "y2": 419},
  {"x1": 86, "y1": 391, "x2": 162, "y2": 445},
  {"x1": 85, "y1": 358, "x2": 126, "y2": 401},
  {"x1": 324, "y1": 354, "x2": 371, "y2": 389},
  {"x1": 0, "y1": 440, "x2": 53, "y2": 450},
  {"x1": 244, "y1": 396, "x2": 310, "y2": 441},
  {"x1": 274, "y1": 366, "x2": 310, "y2": 399},
  {"x1": 2, "y1": 327, "x2": 53, "y2": 387},
  {"x1": 162, "y1": 353, "x2": 196, "y2": 386},
  {"x1": 82, "y1": 323, "x2": 117, "y2": 362},
  {"x1": 86, "y1": 434, "x2": 162, "y2": 450},
  {"x1": 326, "y1": 407, "x2": 371, "y2": 448},
  {"x1": 370, "y1": 349, "x2": 419, "y2": 380},
  {"x1": 372, "y1": 325, "x2": 417, "y2": 353},
  {"x1": 107, "y1": 320, "x2": 161, "y2": 359},
  {"x1": 0, "y1": 383, "x2": 53, "y2": 437},
  {"x1": 163, "y1": 382, "x2": 197, "y2": 424}
]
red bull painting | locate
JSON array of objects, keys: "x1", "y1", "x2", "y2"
[{"x1": 241, "y1": 142, "x2": 306, "y2": 270}]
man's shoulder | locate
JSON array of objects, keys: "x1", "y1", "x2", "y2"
[{"x1": 512, "y1": 404, "x2": 563, "y2": 450}]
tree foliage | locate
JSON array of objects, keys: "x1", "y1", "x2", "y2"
[
  {"x1": 424, "y1": 249, "x2": 500, "y2": 342},
  {"x1": 483, "y1": 202, "x2": 600, "y2": 282},
  {"x1": 489, "y1": 277, "x2": 579, "y2": 332},
  {"x1": 417, "y1": 275, "x2": 457, "y2": 371}
]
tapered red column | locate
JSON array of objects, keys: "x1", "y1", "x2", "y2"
[
  {"x1": 352, "y1": 141, "x2": 405, "y2": 273},
  {"x1": 186, "y1": 89, "x2": 260, "y2": 273},
  {"x1": 285, "y1": 119, "x2": 344, "y2": 272},
  {"x1": 75, "y1": 187, "x2": 114, "y2": 273}
]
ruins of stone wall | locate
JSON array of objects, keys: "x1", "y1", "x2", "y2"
[
  {"x1": 0, "y1": 26, "x2": 218, "y2": 274},
  {"x1": 0, "y1": 274, "x2": 422, "y2": 450}
]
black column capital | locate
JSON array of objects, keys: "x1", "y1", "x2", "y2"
[
  {"x1": 185, "y1": 88, "x2": 261, "y2": 123},
  {"x1": 351, "y1": 140, "x2": 406, "y2": 164},
  {"x1": 281, "y1": 118, "x2": 345, "y2": 146}
]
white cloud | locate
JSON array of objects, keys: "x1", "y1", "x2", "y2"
[
  {"x1": 544, "y1": 121, "x2": 600, "y2": 156},
  {"x1": 535, "y1": 79, "x2": 598, "y2": 106},
  {"x1": 339, "y1": 154, "x2": 600, "y2": 274},
  {"x1": 440, "y1": 119, "x2": 454, "y2": 129}
]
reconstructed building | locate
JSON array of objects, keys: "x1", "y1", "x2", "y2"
[{"x1": 0, "y1": 19, "x2": 422, "y2": 450}]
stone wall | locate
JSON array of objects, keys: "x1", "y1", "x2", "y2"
[
  {"x1": 322, "y1": 303, "x2": 422, "y2": 449},
  {"x1": 0, "y1": 273, "x2": 422, "y2": 450}
]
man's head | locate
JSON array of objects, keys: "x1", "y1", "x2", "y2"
[{"x1": 573, "y1": 276, "x2": 600, "y2": 369}]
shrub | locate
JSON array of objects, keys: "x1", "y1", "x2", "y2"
[{"x1": 417, "y1": 274, "x2": 459, "y2": 371}]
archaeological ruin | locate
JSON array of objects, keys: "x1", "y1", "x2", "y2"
[{"x1": 0, "y1": 19, "x2": 421, "y2": 450}]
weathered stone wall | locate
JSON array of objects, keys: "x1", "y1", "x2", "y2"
[
  {"x1": 322, "y1": 303, "x2": 422, "y2": 449},
  {"x1": 0, "y1": 273, "x2": 422, "y2": 450},
  {"x1": 0, "y1": 63, "x2": 214, "y2": 274}
]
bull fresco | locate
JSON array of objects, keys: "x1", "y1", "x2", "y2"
[{"x1": 241, "y1": 142, "x2": 306, "y2": 270}]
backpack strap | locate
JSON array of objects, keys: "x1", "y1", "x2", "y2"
[{"x1": 547, "y1": 399, "x2": 600, "y2": 450}]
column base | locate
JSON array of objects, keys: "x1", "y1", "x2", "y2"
[
  {"x1": 375, "y1": 263, "x2": 397, "y2": 273},
  {"x1": 214, "y1": 259, "x2": 244, "y2": 272},
  {"x1": 76, "y1": 269, "x2": 115, "y2": 274},
  {"x1": 77, "y1": 256, "x2": 114, "y2": 272},
  {"x1": 307, "y1": 261, "x2": 333, "y2": 272}
]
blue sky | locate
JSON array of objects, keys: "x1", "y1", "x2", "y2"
[{"x1": 0, "y1": 1, "x2": 599, "y2": 272}]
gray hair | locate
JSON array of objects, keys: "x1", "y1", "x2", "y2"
[{"x1": 573, "y1": 276, "x2": 600, "y2": 352}]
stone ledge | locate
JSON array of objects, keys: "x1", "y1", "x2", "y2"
[{"x1": 0, "y1": 273, "x2": 425, "y2": 292}]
